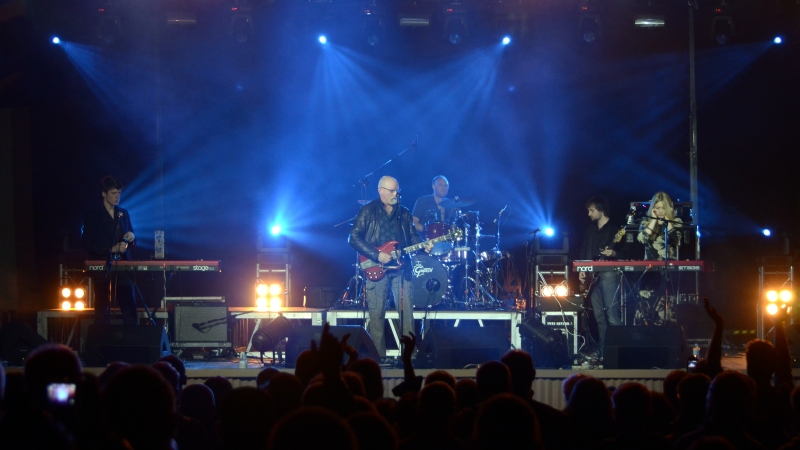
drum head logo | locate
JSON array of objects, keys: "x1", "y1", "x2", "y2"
[{"x1": 413, "y1": 262, "x2": 434, "y2": 278}]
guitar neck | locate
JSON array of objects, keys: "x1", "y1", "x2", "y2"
[{"x1": 401, "y1": 234, "x2": 451, "y2": 255}]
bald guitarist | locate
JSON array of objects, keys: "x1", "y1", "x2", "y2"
[
  {"x1": 578, "y1": 196, "x2": 627, "y2": 361},
  {"x1": 349, "y1": 176, "x2": 432, "y2": 360}
]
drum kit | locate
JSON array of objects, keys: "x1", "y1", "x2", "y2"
[{"x1": 339, "y1": 197, "x2": 510, "y2": 310}]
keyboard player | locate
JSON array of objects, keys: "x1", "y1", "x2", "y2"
[
  {"x1": 634, "y1": 191, "x2": 683, "y2": 325},
  {"x1": 81, "y1": 175, "x2": 138, "y2": 325},
  {"x1": 578, "y1": 196, "x2": 626, "y2": 360}
]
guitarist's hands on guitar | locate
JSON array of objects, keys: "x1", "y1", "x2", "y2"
[
  {"x1": 423, "y1": 241, "x2": 433, "y2": 253},
  {"x1": 378, "y1": 251, "x2": 393, "y2": 264}
]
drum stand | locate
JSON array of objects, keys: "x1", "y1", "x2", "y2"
[{"x1": 336, "y1": 252, "x2": 366, "y2": 308}]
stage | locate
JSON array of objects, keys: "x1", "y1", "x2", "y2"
[{"x1": 26, "y1": 305, "x2": 768, "y2": 409}]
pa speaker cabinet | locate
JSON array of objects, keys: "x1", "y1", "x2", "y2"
[
  {"x1": 284, "y1": 325, "x2": 379, "y2": 368},
  {"x1": 419, "y1": 325, "x2": 510, "y2": 369},
  {"x1": 604, "y1": 325, "x2": 687, "y2": 369},
  {"x1": 0, "y1": 322, "x2": 48, "y2": 366},
  {"x1": 84, "y1": 325, "x2": 170, "y2": 366},
  {"x1": 170, "y1": 302, "x2": 230, "y2": 348}
]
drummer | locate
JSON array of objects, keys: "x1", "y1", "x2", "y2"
[{"x1": 412, "y1": 175, "x2": 453, "y2": 234}]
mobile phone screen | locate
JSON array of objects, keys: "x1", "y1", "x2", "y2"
[{"x1": 47, "y1": 383, "x2": 76, "y2": 405}]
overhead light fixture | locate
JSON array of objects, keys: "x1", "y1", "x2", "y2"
[
  {"x1": 398, "y1": 14, "x2": 431, "y2": 27},
  {"x1": 230, "y1": 6, "x2": 253, "y2": 44},
  {"x1": 634, "y1": 15, "x2": 665, "y2": 27}
]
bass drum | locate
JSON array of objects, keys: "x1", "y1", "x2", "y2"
[{"x1": 410, "y1": 254, "x2": 448, "y2": 308}]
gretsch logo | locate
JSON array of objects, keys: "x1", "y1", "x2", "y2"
[{"x1": 413, "y1": 262, "x2": 433, "y2": 278}]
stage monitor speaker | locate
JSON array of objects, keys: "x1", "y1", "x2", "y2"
[
  {"x1": 604, "y1": 325, "x2": 687, "y2": 369},
  {"x1": 84, "y1": 325, "x2": 170, "y2": 367},
  {"x1": 284, "y1": 325, "x2": 379, "y2": 368},
  {"x1": 418, "y1": 325, "x2": 510, "y2": 369},
  {"x1": 0, "y1": 322, "x2": 48, "y2": 366},
  {"x1": 170, "y1": 302, "x2": 230, "y2": 348}
]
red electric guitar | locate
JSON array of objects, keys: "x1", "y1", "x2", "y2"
[{"x1": 359, "y1": 228, "x2": 462, "y2": 281}]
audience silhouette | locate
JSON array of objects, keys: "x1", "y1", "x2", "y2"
[{"x1": 1, "y1": 299, "x2": 796, "y2": 450}]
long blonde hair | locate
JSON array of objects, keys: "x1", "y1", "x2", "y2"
[{"x1": 648, "y1": 191, "x2": 676, "y2": 221}]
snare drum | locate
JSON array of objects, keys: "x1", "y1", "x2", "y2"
[{"x1": 424, "y1": 222, "x2": 453, "y2": 256}]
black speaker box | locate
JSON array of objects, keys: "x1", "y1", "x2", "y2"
[
  {"x1": 676, "y1": 304, "x2": 715, "y2": 341},
  {"x1": 284, "y1": 325, "x2": 380, "y2": 368},
  {"x1": 604, "y1": 325, "x2": 687, "y2": 369},
  {"x1": 170, "y1": 302, "x2": 230, "y2": 347},
  {"x1": 84, "y1": 325, "x2": 171, "y2": 366},
  {"x1": 0, "y1": 322, "x2": 48, "y2": 366},
  {"x1": 418, "y1": 325, "x2": 510, "y2": 369}
]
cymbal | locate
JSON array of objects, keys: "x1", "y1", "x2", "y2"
[
  {"x1": 357, "y1": 199, "x2": 370, "y2": 205},
  {"x1": 439, "y1": 197, "x2": 475, "y2": 208}
]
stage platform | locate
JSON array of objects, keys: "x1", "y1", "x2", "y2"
[
  {"x1": 37, "y1": 307, "x2": 523, "y2": 358},
  {"x1": 17, "y1": 307, "x2": 787, "y2": 410}
]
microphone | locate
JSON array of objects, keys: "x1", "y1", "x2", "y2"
[
  {"x1": 527, "y1": 228, "x2": 541, "y2": 235},
  {"x1": 493, "y1": 205, "x2": 508, "y2": 223}
]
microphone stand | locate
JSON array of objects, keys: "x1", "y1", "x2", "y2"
[
  {"x1": 102, "y1": 210, "x2": 124, "y2": 325},
  {"x1": 351, "y1": 136, "x2": 417, "y2": 188}
]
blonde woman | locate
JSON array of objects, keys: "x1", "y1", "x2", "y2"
[{"x1": 637, "y1": 191, "x2": 683, "y2": 261}]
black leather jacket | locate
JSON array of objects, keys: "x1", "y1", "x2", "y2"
[{"x1": 349, "y1": 199, "x2": 422, "y2": 262}]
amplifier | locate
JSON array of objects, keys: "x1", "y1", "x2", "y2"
[
  {"x1": 167, "y1": 299, "x2": 230, "y2": 349},
  {"x1": 163, "y1": 296, "x2": 225, "y2": 309},
  {"x1": 541, "y1": 312, "x2": 579, "y2": 355}
]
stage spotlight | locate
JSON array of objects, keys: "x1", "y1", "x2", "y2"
[
  {"x1": 318, "y1": 35, "x2": 328, "y2": 44},
  {"x1": 555, "y1": 285, "x2": 568, "y2": 297},
  {"x1": 578, "y1": 14, "x2": 601, "y2": 43},
  {"x1": 52, "y1": 37, "x2": 61, "y2": 44},
  {"x1": 367, "y1": 34, "x2": 380, "y2": 46},
  {"x1": 74, "y1": 287, "x2": 86, "y2": 299},
  {"x1": 502, "y1": 36, "x2": 511, "y2": 45},
  {"x1": 270, "y1": 224, "x2": 282, "y2": 236},
  {"x1": 256, "y1": 297, "x2": 268, "y2": 310},
  {"x1": 767, "y1": 303, "x2": 779, "y2": 315},
  {"x1": 544, "y1": 227, "x2": 555, "y2": 237},
  {"x1": 766, "y1": 290, "x2": 778, "y2": 302},
  {"x1": 229, "y1": 6, "x2": 253, "y2": 44},
  {"x1": 74, "y1": 300, "x2": 85, "y2": 310},
  {"x1": 449, "y1": 33, "x2": 462, "y2": 44},
  {"x1": 518, "y1": 316, "x2": 570, "y2": 368},
  {"x1": 61, "y1": 287, "x2": 72, "y2": 298},
  {"x1": 541, "y1": 285, "x2": 555, "y2": 297},
  {"x1": 763, "y1": 229, "x2": 772, "y2": 237},
  {"x1": 711, "y1": 16, "x2": 734, "y2": 45},
  {"x1": 269, "y1": 297, "x2": 282, "y2": 310},
  {"x1": 251, "y1": 315, "x2": 293, "y2": 353},
  {"x1": 269, "y1": 283, "x2": 282, "y2": 296},
  {"x1": 780, "y1": 290, "x2": 793, "y2": 302},
  {"x1": 61, "y1": 301, "x2": 71, "y2": 310},
  {"x1": 256, "y1": 283, "x2": 268, "y2": 297},
  {"x1": 774, "y1": 36, "x2": 782, "y2": 44}
]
